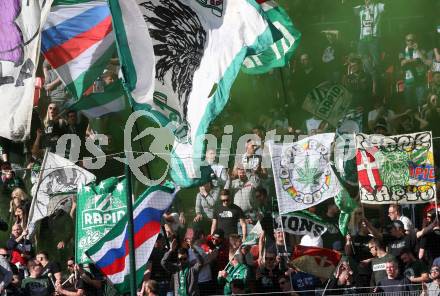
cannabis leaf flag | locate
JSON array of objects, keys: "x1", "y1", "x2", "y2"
[{"x1": 269, "y1": 133, "x2": 341, "y2": 214}]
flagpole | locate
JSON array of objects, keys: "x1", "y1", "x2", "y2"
[
  {"x1": 26, "y1": 148, "x2": 50, "y2": 233},
  {"x1": 125, "y1": 161, "x2": 137, "y2": 296}
]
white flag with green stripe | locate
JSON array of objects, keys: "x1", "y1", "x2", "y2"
[
  {"x1": 67, "y1": 79, "x2": 126, "y2": 118},
  {"x1": 109, "y1": 0, "x2": 285, "y2": 187},
  {"x1": 242, "y1": 0, "x2": 301, "y2": 74}
]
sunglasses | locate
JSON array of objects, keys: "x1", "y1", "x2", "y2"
[
  {"x1": 265, "y1": 257, "x2": 275, "y2": 261},
  {"x1": 221, "y1": 199, "x2": 229, "y2": 202},
  {"x1": 0, "y1": 254, "x2": 9, "y2": 259}
]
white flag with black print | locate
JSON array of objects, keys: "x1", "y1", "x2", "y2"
[{"x1": 28, "y1": 152, "x2": 96, "y2": 226}]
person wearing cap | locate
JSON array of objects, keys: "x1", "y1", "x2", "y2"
[
  {"x1": 421, "y1": 265, "x2": 440, "y2": 296},
  {"x1": 399, "y1": 248, "x2": 429, "y2": 291},
  {"x1": 384, "y1": 220, "x2": 416, "y2": 257},
  {"x1": 388, "y1": 204, "x2": 415, "y2": 236},
  {"x1": 207, "y1": 229, "x2": 229, "y2": 284},
  {"x1": 218, "y1": 253, "x2": 250, "y2": 295},
  {"x1": 161, "y1": 239, "x2": 204, "y2": 296},
  {"x1": 418, "y1": 210, "x2": 440, "y2": 265}
]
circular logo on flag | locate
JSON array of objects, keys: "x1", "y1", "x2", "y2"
[{"x1": 279, "y1": 139, "x2": 332, "y2": 204}]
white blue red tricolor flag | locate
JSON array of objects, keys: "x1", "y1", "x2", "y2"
[
  {"x1": 41, "y1": 0, "x2": 115, "y2": 99},
  {"x1": 85, "y1": 183, "x2": 175, "y2": 293}
]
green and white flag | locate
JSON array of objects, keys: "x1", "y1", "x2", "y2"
[
  {"x1": 242, "y1": 0, "x2": 301, "y2": 74},
  {"x1": 109, "y1": 0, "x2": 286, "y2": 187},
  {"x1": 242, "y1": 221, "x2": 263, "y2": 247},
  {"x1": 302, "y1": 82, "x2": 352, "y2": 127},
  {"x1": 67, "y1": 79, "x2": 126, "y2": 118},
  {"x1": 76, "y1": 177, "x2": 127, "y2": 264},
  {"x1": 275, "y1": 211, "x2": 328, "y2": 237}
]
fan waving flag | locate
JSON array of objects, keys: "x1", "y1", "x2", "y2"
[
  {"x1": 242, "y1": 0, "x2": 301, "y2": 74},
  {"x1": 41, "y1": 0, "x2": 115, "y2": 99},
  {"x1": 109, "y1": 0, "x2": 288, "y2": 187},
  {"x1": 86, "y1": 183, "x2": 176, "y2": 293}
]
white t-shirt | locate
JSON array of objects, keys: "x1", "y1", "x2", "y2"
[
  {"x1": 399, "y1": 215, "x2": 414, "y2": 233},
  {"x1": 300, "y1": 234, "x2": 323, "y2": 248},
  {"x1": 355, "y1": 3, "x2": 385, "y2": 40}
]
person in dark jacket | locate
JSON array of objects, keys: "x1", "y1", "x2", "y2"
[{"x1": 161, "y1": 239, "x2": 203, "y2": 296}]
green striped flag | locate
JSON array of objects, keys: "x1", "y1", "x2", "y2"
[
  {"x1": 67, "y1": 79, "x2": 126, "y2": 118},
  {"x1": 75, "y1": 177, "x2": 127, "y2": 264},
  {"x1": 242, "y1": 0, "x2": 301, "y2": 74}
]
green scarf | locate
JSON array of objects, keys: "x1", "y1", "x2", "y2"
[{"x1": 178, "y1": 266, "x2": 189, "y2": 296}]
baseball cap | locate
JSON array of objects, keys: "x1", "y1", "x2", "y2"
[
  {"x1": 213, "y1": 229, "x2": 224, "y2": 239},
  {"x1": 388, "y1": 220, "x2": 405, "y2": 230}
]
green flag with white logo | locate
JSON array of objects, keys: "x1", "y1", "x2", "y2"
[{"x1": 75, "y1": 177, "x2": 127, "y2": 264}]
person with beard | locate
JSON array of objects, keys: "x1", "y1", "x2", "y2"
[
  {"x1": 161, "y1": 239, "x2": 203, "y2": 296},
  {"x1": 399, "y1": 248, "x2": 429, "y2": 291},
  {"x1": 421, "y1": 265, "x2": 440, "y2": 296}
]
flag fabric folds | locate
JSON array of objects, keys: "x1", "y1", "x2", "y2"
[
  {"x1": 41, "y1": 0, "x2": 115, "y2": 99},
  {"x1": 28, "y1": 152, "x2": 96, "y2": 226},
  {"x1": 86, "y1": 183, "x2": 175, "y2": 293},
  {"x1": 291, "y1": 245, "x2": 341, "y2": 279},
  {"x1": 242, "y1": 0, "x2": 301, "y2": 74},
  {"x1": 67, "y1": 79, "x2": 126, "y2": 118},
  {"x1": 0, "y1": 0, "x2": 54, "y2": 141},
  {"x1": 302, "y1": 82, "x2": 353, "y2": 127},
  {"x1": 75, "y1": 177, "x2": 128, "y2": 264},
  {"x1": 334, "y1": 189, "x2": 357, "y2": 236},
  {"x1": 269, "y1": 133, "x2": 341, "y2": 214},
  {"x1": 356, "y1": 131, "x2": 436, "y2": 204},
  {"x1": 109, "y1": 0, "x2": 289, "y2": 187}
]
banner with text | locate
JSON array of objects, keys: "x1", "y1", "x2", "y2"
[
  {"x1": 275, "y1": 211, "x2": 328, "y2": 237},
  {"x1": 269, "y1": 133, "x2": 341, "y2": 214},
  {"x1": 356, "y1": 131, "x2": 436, "y2": 204},
  {"x1": 75, "y1": 177, "x2": 127, "y2": 264},
  {"x1": 302, "y1": 82, "x2": 352, "y2": 127},
  {"x1": 0, "y1": 0, "x2": 53, "y2": 140}
]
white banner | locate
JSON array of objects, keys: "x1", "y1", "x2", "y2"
[
  {"x1": 269, "y1": 133, "x2": 341, "y2": 214},
  {"x1": 0, "y1": 0, "x2": 53, "y2": 140}
]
